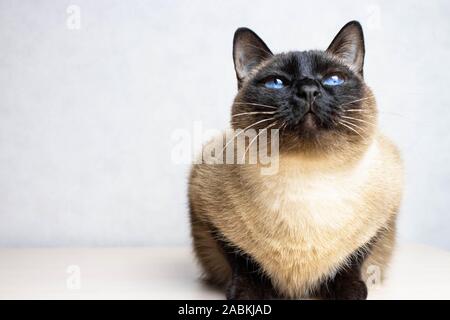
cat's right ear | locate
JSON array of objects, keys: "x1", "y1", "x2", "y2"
[{"x1": 233, "y1": 28, "x2": 273, "y2": 88}]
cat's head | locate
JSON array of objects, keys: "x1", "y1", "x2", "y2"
[{"x1": 231, "y1": 21, "x2": 376, "y2": 155}]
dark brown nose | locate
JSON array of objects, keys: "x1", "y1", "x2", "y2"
[{"x1": 298, "y1": 84, "x2": 320, "y2": 104}]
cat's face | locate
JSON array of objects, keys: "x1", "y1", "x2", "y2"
[{"x1": 231, "y1": 21, "x2": 376, "y2": 154}]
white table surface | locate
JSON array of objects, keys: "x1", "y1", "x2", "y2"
[{"x1": 0, "y1": 243, "x2": 449, "y2": 300}]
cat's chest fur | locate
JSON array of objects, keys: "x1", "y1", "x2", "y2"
[
  {"x1": 233, "y1": 142, "x2": 384, "y2": 297},
  {"x1": 252, "y1": 142, "x2": 377, "y2": 231}
]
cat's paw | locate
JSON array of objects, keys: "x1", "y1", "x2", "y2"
[
  {"x1": 226, "y1": 278, "x2": 275, "y2": 300},
  {"x1": 334, "y1": 279, "x2": 368, "y2": 300},
  {"x1": 226, "y1": 283, "x2": 259, "y2": 300}
]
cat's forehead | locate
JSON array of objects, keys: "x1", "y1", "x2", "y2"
[{"x1": 264, "y1": 51, "x2": 344, "y2": 77}]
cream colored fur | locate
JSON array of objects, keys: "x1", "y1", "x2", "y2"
[{"x1": 189, "y1": 130, "x2": 402, "y2": 298}]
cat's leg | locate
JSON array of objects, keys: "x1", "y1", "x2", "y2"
[
  {"x1": 361, "y1": 215, "x2": 397, "y2": 285},
  {"x1": 318, "y1": 251, "x2": 368, "y2": 300},
  {"x1": 317, "y1": 215, "x2": 397, "y2": 300},
  {"x1": 190, "y1": 213, "x2": 232, "y2": 288},
  {"x1": 190, "y1": 210, "x2": 277, "y2": 299},
  {"x1": 215, "y1": 235, "x2": 278, "y2": 300}
]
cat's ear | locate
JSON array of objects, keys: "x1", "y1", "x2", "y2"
[
  {"x1": 326, "y1": 21, "x2": 365, "y2": 76},
  {"x1": 233, "y1": 28, "x2": 273, "y2": 88}
]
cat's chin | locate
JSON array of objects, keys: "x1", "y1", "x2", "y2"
[
  {"x1": 280, "y1": 114, "x2": 338, "y2": 152},
  {"x1": 294, "y1": 112, "x2": 325, "y2": 138},
  {"x1": 300, "y1": 112, "x2": 319, "y2": 131}
]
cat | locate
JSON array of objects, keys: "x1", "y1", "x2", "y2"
[{"x1": 188, "y1": 21, "x2": 403, "y2": 300}]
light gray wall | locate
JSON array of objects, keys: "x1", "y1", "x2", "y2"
[{"x1": 1, "y1": 0, "x2": 449, "y2": 249}]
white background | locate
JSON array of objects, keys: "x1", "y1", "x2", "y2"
[{"x1": 0, "y1": 0, "x2": 449, "y2": 249}]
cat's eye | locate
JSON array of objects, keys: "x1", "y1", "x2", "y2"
[
  {"x1": 264, "y1": 78, "x2": 285, "y2": 89},
  {"x1": 322, "y1": 74, "x2": 345, "y2": 86}
]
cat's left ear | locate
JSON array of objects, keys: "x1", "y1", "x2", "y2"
[
  {"x1": 326, "y1": 21, "x2": 365, "y2": 76},
  {"x1": 233, "y1": 28, "x2": 273, "y2": 88}
]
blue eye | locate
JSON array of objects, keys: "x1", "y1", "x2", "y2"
[
  {"x1": 322, "y1": 75, "x2": 344, "y2": 86},
  {"x1": 264, "y1": 78, "x2": 285, "y2": 89}
]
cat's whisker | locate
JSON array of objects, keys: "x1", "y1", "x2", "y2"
[
  {"x1": 345, "y1": 109, "x2": 370, "y2": 112},
  {"x1": 241, "y1": 121, "x2": 278, "y2": 162},
  {"x1": 233, "y1": 102, "x2": 278, "y2": 109},
  {"x1": 222, "y1": 117, "x2": 280, "y2": 154},
  {"x1": 339, "y1": 118, "x2": 370, "y2": 138},
  {"x1": 344, "y1": 112, "x2": 377, "y2": 118},
  {"x1": 345, "y1": 109, "x2": 405, "y2": 118},
  {"x1": 341, "y1": 115, "x2": 377, "y2": 127},
  {"x1": 338, "y1": 121, "x2": 365, "y2": 140},
  {"x1": 338, "y1": 95, "x2": 376, "y2": 108},
  {"x1": 232, "y1": 111, "x2": 278, "y2": 117},
  {"x1": 340, "y1": 118, "x2": 368, "y2": 134}
]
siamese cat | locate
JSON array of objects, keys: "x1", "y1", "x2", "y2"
[{"x1": 188, "y1": 21, "x2": 403, "y2": 300}]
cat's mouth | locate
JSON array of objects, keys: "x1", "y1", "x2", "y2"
[{"x1": 299, "y1": 111, "x2": 319, "y2": 131}]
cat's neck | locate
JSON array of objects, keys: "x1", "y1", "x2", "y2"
[{"x1": 276, "y1": 137, "x2": 378, "y2": 175}]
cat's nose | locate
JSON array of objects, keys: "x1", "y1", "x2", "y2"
[{"x1": 298, "y1": 84, "x2": 321, "y2": 104}]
